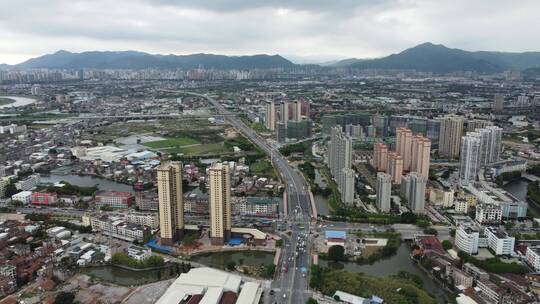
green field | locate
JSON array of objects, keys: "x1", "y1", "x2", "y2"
[
  {"x1": 0, "y1": 97, "x2": 15, "y2": 106},
  {"x1": 162, "y1": 143, "x2": 230, "y2": 156},
  {"x1": 144, "y1": 137, "x2": 200, "y2": 148},
  {"x1": 250, "y1": 159, "x2": 276, "y2": 178}
]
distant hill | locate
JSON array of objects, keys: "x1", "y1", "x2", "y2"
[
  {"x1": 523, "y1": 67, "x2": 540, "y2": 80},
  {"x1": 333, "y1": 43, "x2": 540, "y2": 73},
  {"x1": 10, "y1": 50, "x2": 295, "y2": 70}
]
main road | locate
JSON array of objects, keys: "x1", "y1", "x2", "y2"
[{"x1": 181, "y1": 91, "x2": 313, "y2": 304}]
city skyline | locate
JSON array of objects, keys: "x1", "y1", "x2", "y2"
[{"x1": 1, "y1": 0, "x2": 540, "y2": 64}]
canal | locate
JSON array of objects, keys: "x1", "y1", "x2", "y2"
[
  {"x1": 313, "y1": 169, "x2": 331, "y2": 216},
  {"x1": 318, "y1": 243, "x2": 447, "y2": 302}
]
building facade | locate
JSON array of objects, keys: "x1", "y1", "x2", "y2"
[
  {"x1": 209, "y1": 162, "x2": 232, "y2": 245},
  {"x1": 157, "y1": 161, "x2": 184, "y2": 245}
]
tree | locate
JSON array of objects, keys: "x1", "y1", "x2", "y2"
[
  {"x1": 226, "y1": 261, "x2": 236, "y2": 271},
  {"x1": 423, "y1": 228, "x2": 438, "y2": 235},
  {"x1": 54, "y1": 292, "x2": 75, "y2": 304},
  {"x1": 442, "y1": 240, "x2": 453, "y2": 251},
  {"x1": 306, "y1": 298, "x2": 318, "y2": 304},
  {"x1": 328, "y1": 245, "x2": 345, "y2": 262},
  {"x1": 275, "y1": 239, "x2": 284, "y2": 247}
]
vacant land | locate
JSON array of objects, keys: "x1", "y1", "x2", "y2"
[
  {"x1": 0, "y1": 97, "x2": 15, "y2": 106},
  {"x1": 162, "y1": 143, "x2": 230, "y2": 156},
  {"x1": 144, "y1": 137, "x2": 200, "y2": 148}
]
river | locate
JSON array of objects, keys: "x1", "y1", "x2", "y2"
[
  {"x1": 318, "y1": 243, "x2": 447, "y2": 302},
  {"x1": 0, "y1": 96, "x2": 36, "y2": 109},
  {"x1": 40, "y1": 174, "x2": 135, "y2": 193}
]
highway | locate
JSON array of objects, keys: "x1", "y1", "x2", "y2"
[{"x1": 183, "y1": 91, "x2": 314, "y2": 304}]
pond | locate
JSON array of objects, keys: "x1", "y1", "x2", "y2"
[
  {"x1": 318, "y1": 243, "x2": 447, "y2": 302},
  {"x1": 80, "y1": 265, "x2": 177, "y2": 286},
  {"x1": 504, "y1": 178, "x2": 539, "y2": 216},
  {"x1": 189, "y1": 250, "x2": 275, "y2": 270},
  {"x1": 40, "y1": 174, "x2": 135, "y2": 193}
]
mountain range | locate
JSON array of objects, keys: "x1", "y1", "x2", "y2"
[
  {"x1": 331, "y1": 43, "x2": 540, "y2": 73},
  {"x1": 3, "y1": 43, "x2": 540, "y2": 73},
  {"x1": 9, "y1": 50, "x2": 294, "y2": 70}
]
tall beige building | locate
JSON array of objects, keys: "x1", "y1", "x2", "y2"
[
  {"x1": 157, "y1": 161, "x2": 184, "y2": 246},
  {"x1": 396, "y1": 128, "x2": 413, "y2": 171},
  {"x1": 439, "y1": 115, "x2": 464, "y2": 159},
  {"x1": 293, "y1": 100, "x2": 302, "y2": 121},
  {"x1": 265, "y1": 101, "x2": 276, "y2": 131},
  {"x1": 280, "y1": 101, "x2": 289, "y2": 126},
  {"x1": 387, "y1": 152, "x2": 403, "y2": 184},
  {"x1": 411, "y1": 135, "x2": 431, "y2": 179},
  {"x1": 493, "y1": 94, "x2": 504, "y2": 112},
  {"x1": 208, "y1": 162, "x2": 232, "y2": 245},
  {"x1": 372, "y1": 142, "x2": 388, "y2": 172}
]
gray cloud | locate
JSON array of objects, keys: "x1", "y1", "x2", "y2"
[{"x1": 1, "y1": 0, "x2": 539, "y2": 64}]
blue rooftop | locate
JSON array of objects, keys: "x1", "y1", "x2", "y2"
[
  {"x1": 145, "y1": 239, "x2": 172, "y2": 254},
  {"x1": 228, "y1": 238, "x2": 243, "y2": 246},
  {"x1": 325, "y1": 230, "x2": 346, "y2": 239}
]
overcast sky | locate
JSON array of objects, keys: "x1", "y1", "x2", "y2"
[{"x1": 1, "y1": 0, "x2": 539, "y2": 64}]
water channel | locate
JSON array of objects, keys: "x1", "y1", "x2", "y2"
[{"x1": 313, "y1": 169, "x2": 331, "y2": 216}]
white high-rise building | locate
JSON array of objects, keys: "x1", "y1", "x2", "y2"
[
  {"x1": 340, "y1": 168, "x2": 355, "y2": 205},
  {"x1": 477, "y1": 126, "x2": 502, "y2": 166},
  {"x1": 265, "y1": 101, "x2": 276, "y2": 131},
  {"x1": 376, "y1": 173, "x2": 392, "y2": 212},
  {"x1": 208, "y1": 162, "x2": 232, "y2": 245},
  {"x1": 439, "y1": 115, "x2": 464, "y2": 159},
  {"x1": 459, "y1": 132, "x2": 481, "y2": 186},
  {"x1": 328, "y1": 126, "x2": 353, "y2": 203},
  {"x1": 401, "y1": 173, "x2": 426, "y2": 214},
  {"x1": 157, "y1": 162, "x2": 184, "y2": 245}
]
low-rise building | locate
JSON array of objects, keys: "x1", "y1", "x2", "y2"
[
  {"x1": 476, "y1": 280, "x2": 503, "y2": 304},
  {"x1": 429, "y1": 188, "x2": 454, "y2": 207},
  {"x1": 90, "y1": 214, "x2": 151, "y2": 242},
  {"x1": 452, "y1": 268, "x2": 474, "y2": 288},
  {"x1": 485, "y1": 227, "x2": 515, "y2": 255},
  {"x1": 125, "y1": 212, "x2": 159, "y2": 229},
  {"x1": 11, "y1": 191, "x2": 32, "y2": 204},
  {"x1": 233, "y1": 197, "x2": 279, "y2": 217},
  {"x1": 95, "y1": 191, "x2": 134, "y2": 209},
  {"x1": 455, "y1": 226, "x2": 481, "y2": 255},
  {"x1": 31, "y1": 192, "x2": 58, "y2": 205},
  {"x1": 125, "y1": 245, "x2": 152, "y2": 261},
  {"x1": 454, "y1": 200, "x2": 469, "y2": 214},
  {"x1": 525, "y1": 246, "x2": 540, "y2": 272},
  {"x1": 475, "y1": 204, "x2": 502, "y2": 225},
  {"x1": 15, "y1": 174, "x2": 40, "y2": 191}
]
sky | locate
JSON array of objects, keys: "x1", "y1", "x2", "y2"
[{"x1": 1, "y1": 0, "x2": 540, "y2": 64}]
